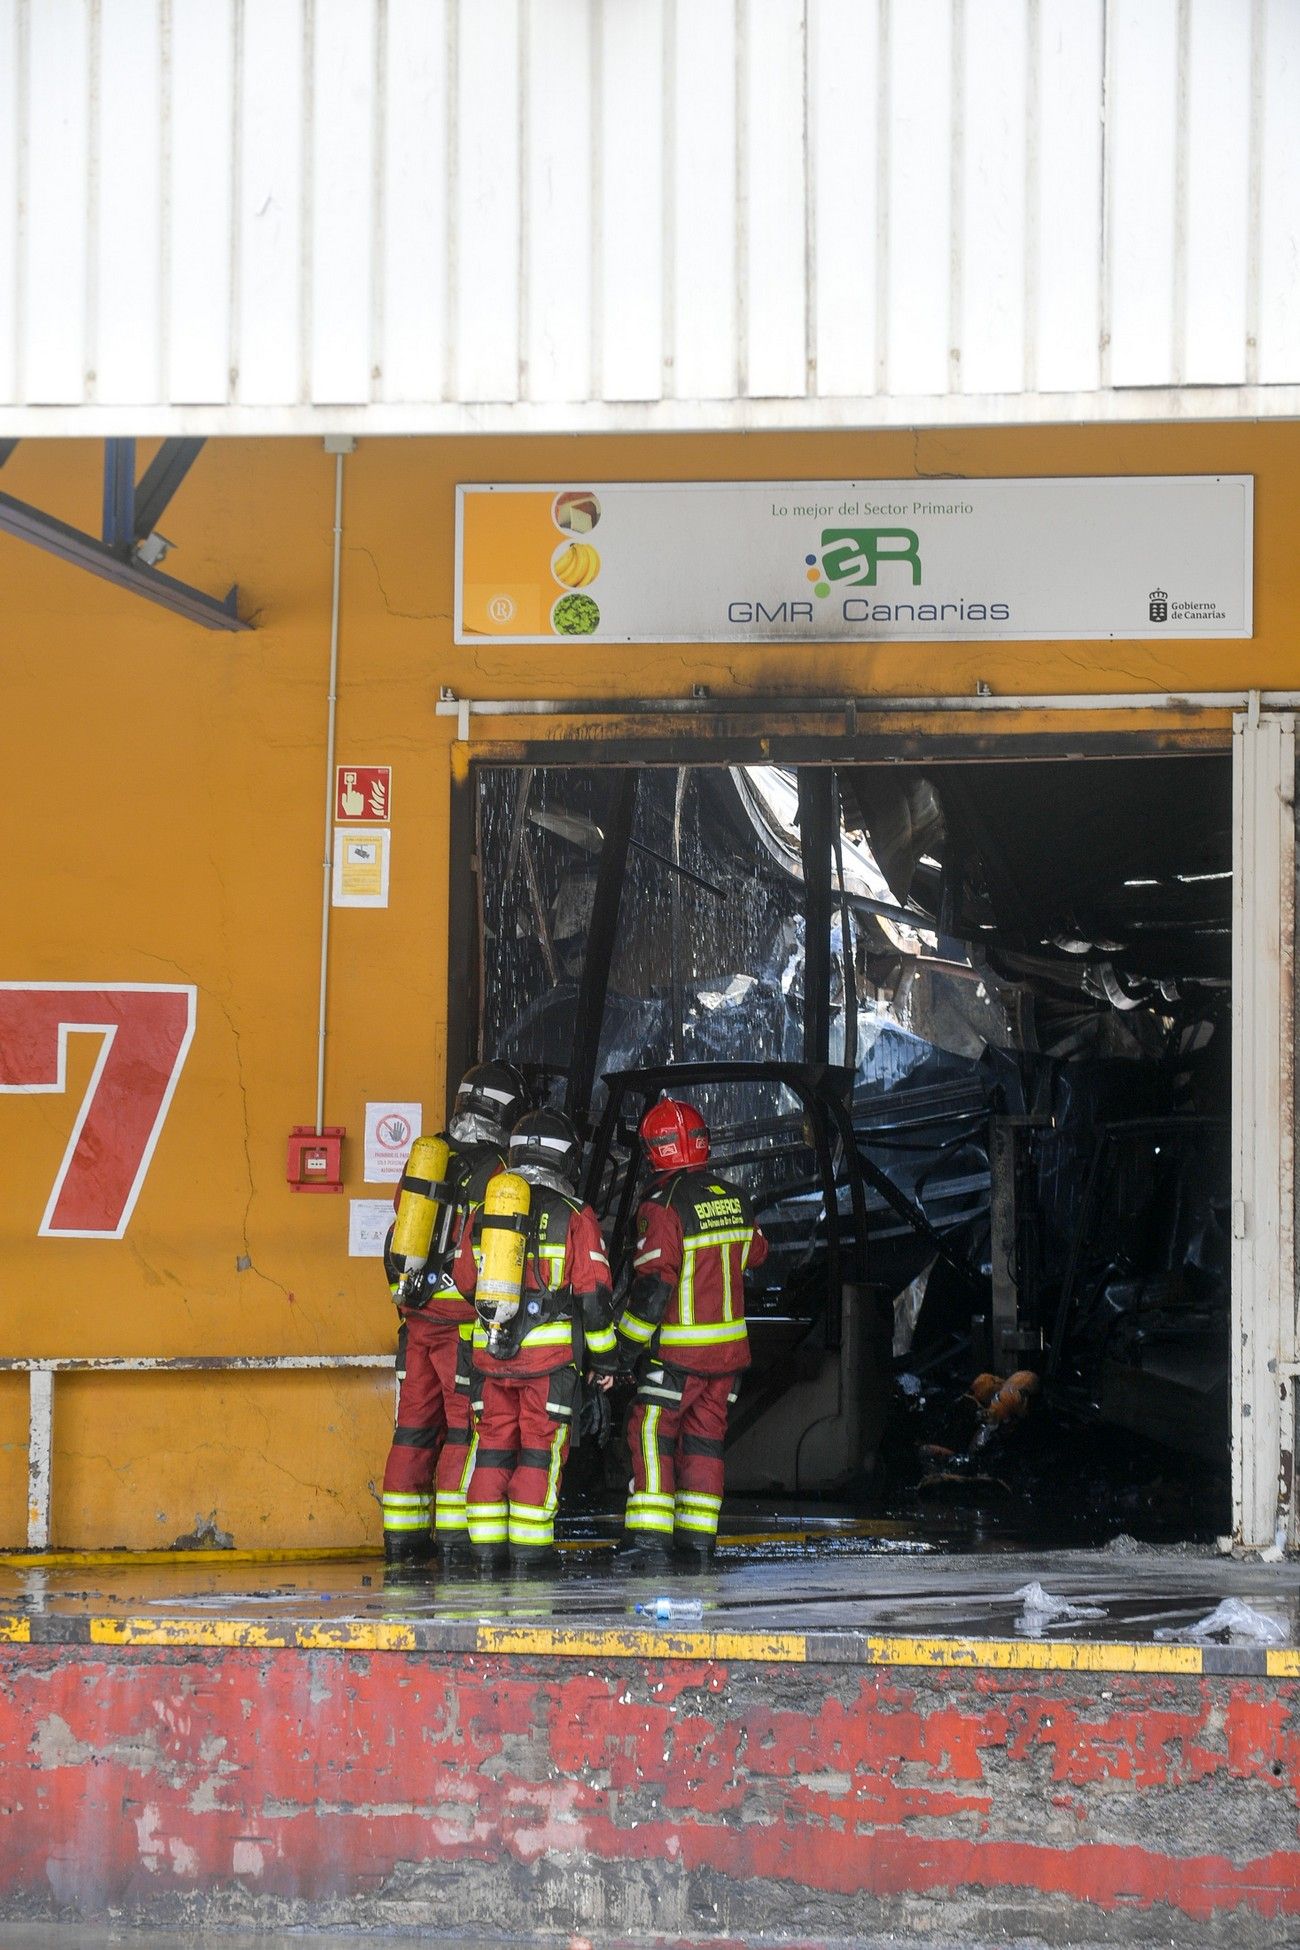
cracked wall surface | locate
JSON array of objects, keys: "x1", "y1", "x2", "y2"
[
  {"x1": 0, "y1": 1645, "x2": 1296, "y2": 1940},
  {"x1": 0, "y1": 424, "x2": 1297, "y2": 1546}
]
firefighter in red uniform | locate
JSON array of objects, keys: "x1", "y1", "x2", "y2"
[
  {"x1": 617, "y1": 1099, "x2": 768, "y2": 1564},
  {"x1": 379, "y1": 1061, "x2": 529, "y2": 1566},
  {"x1": 455, "y1": 1109, "x2": 618, "y2": 1573}
]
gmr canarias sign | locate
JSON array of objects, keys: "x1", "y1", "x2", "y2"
[
  {"x1": 0, "y1": 984, "x2": 195, "y2": 1238},
  {"x1": 455, "y1": 476, "x2": 1252, "y2": 645}
]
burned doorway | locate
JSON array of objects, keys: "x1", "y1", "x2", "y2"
[{"x1": 460, "y1": 751, "x2": 1234, "y2": 1546}]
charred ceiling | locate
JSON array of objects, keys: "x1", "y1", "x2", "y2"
[{"x1": 840, "y1": 754, "x2": 1233, "y2": 995}]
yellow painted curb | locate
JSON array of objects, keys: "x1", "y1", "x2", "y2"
[
  {"x1": 295, "y1": 1621, "x2": 418, "y2": 1652},
  {"x1": 85, "y1": 1615, "x2": 420, "y2": 1653},
  {"x1": 89, "y1": 1616, "x2": 294, "y2": 1649},
  {"x1": 2, "y1": 1613, "x2": 1290, "y2": 1676},
  {"x1": 863, "y1": 1635, "x2": 1204, "y2": 1675},
  {"x1": 475, "y1": 1623, "x2": 810, "y2": 1663}
]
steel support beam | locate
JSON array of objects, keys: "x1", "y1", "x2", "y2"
[
  {"x1": 798, "y1": 769, "x2": 834, "y2": 1066},
  {"x1": 102, "y1": 437, "x2": 136, "y2": 548},
  {"x1": 133, "y1": 436, "x2": 205, "y2": 540},
  {"x1": 566, "y1": 771, "x2": 639, "y2": 1128},
  {"x1": 0, "y1": 482, "x2": 248, "y2": 631},
  {"x1": 1231, "y1": 703, "x2": 1297, "y2": 1551}
]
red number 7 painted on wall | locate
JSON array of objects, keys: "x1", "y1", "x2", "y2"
[{"x1": 0, "y1": 984, "x2": 197, "y2": 1239}]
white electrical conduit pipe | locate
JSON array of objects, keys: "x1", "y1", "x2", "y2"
[{"x1": 316, "y1": 450, "x2": 346, "y2": 1135}]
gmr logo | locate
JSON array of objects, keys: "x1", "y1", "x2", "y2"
[{"x1": 803, "y1": 528, "x2": 922, "y2": 598}]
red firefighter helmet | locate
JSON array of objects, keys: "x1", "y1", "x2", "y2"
[{"x1": 640, "y1": 1098, "x2": 710, "y2": 1172}]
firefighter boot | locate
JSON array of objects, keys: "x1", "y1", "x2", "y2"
[
  {"x1": 617, "y1": 1532, "x2": 673, "y2": 1571},
  {"x1": 437, "y1": 1534, "x2": 475, "y2": 1574},
  {"x1": 470, "y1": 1542, "x2": 509, "y2": 1577},
  {"x1": 509, "y1": 1543, "x2": 560, "y2": 1579},
  {"x1": 384, "y1": 1529, "x2": 435, "y2": 1568}
]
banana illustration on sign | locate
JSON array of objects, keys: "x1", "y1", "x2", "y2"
[{"x1": 552, "y1": 542, "x2": 601, "y2": 588}]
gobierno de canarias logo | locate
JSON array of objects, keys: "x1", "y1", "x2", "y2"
[{"x1": 550, "y1": 490, "x2": 602, "y2": 635}]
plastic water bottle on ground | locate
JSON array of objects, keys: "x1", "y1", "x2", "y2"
[{"x1": 635, "y1": 1596, "x2": 704, "y2": 1623}]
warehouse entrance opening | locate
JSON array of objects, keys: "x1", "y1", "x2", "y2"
[{"x1": 461, "y1": 751, "x2": 1234, "y2": 1547}]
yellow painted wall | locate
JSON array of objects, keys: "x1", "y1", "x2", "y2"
[{"x1": 0, "y1": 422, "x2": 1295, "y2": 1548}]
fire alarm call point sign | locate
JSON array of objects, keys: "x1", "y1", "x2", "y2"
[{"x1": 335, "y1": 766, "x2": 391, "y2": 822}]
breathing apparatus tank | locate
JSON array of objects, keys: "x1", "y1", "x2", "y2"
[
  {"x1": 390, "y1": 1135, "x2": 452, "y2": 1298},
  {"x1": 476, "y1": 1170, "x2": 531, "y2": 1356}
]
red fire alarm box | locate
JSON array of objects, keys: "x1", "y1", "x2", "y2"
[{"x1": 287, "y1": 1127, "x2": 345, "y2": 1193}]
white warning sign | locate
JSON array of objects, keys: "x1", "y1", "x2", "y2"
[{"x1": 363, "y1": 1102, "x2": 422, "y2": 1185}]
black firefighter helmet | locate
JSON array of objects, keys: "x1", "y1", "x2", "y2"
[
  {"x1": 507, "y1": 1108, "x2": 583, "y2": 1191},
  {"x1": 449, "y1": 1060, "x2": 530, "y2": 1147}
]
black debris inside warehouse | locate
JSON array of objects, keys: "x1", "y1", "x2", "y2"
[{"x1": 469, "y1": 753, "x2": 1233, "y2": 1545}]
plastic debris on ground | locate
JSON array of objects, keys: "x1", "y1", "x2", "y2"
[
  {"x1": 1012, "y1": 1580, "x2": 1108, "y2": 1635},
  {"x1": 635, "y1": 1596, "x2": 705, "y2": 1623},
  {"x1": 1154, "y1": 1596, "x2": 1288, "y2": 1645}
]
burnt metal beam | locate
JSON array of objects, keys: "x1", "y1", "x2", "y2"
[
  {"x1": 853, "y1": 1143, "x2": 986, "y2": 1297},
  {"x1": 565, "y1": 770, "x2": 639, "y2": 1129},
  {"x1": 445, "y1": 763, "x2": 478, "y2": 1116},
  {"x1": 0, "y1": 480, "x2": 248, "y2": 632},
  {"x1": 520, "y1": 833, "x2": 559, "y2": 984},
  {"x1": 940, "y1": 771, "x2": 1036, "y2": 937},
  {"x1": 832, "y1": 772, "x2": 858, "y2": 1076},
  {"x1": 133, "y1": 436, "x2": 205, "y2": 541},
  {"x1": 798, "y1": 768, "x2": 834, "y2": 1065},
  {"x1": 988, "y1": 1118, "x2": 1022, "y2": 1373}
]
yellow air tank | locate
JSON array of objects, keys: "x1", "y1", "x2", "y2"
[
  {"x1": 477, "y1": 1171, "x2": 531, "y2": 1350},
  {"x1": 391, "y1": 1135, "x2": 452, "y2": 1281}
]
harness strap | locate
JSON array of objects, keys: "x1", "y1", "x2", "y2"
[
  {"x1": 479, "y1": 1211, "x2": 531, "y2": 1235},
  {"x1": 399, "y1": 1172, "x2": 453, "y2": 1201}
]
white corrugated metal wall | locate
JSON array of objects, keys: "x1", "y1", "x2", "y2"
[{"x1": 0, "y1": 0, "x2": 1298, "y2": 432}]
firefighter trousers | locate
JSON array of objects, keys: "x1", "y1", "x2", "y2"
[
  {"x1": 380, "y1": 1313, "x2": 475, "y2": 1541},
  {"x1": 624, "y1": 1367, "x2": 736, "y2": 1543},
  {"x1": 465, "y1": 1368, "x2": 572, "y2": 1555}
]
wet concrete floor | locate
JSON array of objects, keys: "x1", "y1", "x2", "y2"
[
  {"x1": 3, "y1": 1513, "x2": 1297, "y2": 1647},
  {"x1": 0, "y1": 1932, "x2": 1172, "y2": 1950}
]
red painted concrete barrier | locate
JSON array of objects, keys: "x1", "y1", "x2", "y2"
[{"x1": 1, "y1": 1644, "x2": 1297, "y2": 1940}]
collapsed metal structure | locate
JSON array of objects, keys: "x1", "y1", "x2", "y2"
[{"x1": 460, "y1": 753, "x2": 1236, "y2": 1524}]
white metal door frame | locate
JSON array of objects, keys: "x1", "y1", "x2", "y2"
[{"x1": 1231, "y1": 701, "x2": 1297, "y2": 1552}]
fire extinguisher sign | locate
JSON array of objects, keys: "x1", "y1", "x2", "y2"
[{"x1": 336, "y1": 766, "x2": 391, "y2": 823}]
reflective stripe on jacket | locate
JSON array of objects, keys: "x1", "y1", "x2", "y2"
[{"x1": 617, "y1": 1168, "x2": 768, "y2": 1376}]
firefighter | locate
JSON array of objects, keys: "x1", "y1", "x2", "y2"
[
  {"x1": 454, "y1": 1108, "x2": 617, "y2": 1573},
  {"x1": 616, "y1": 1099, "x2": 768, "y2": 1565},
  {"x1": 379, "y1": 1061, "x2": 530, "y2": 1566}
]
